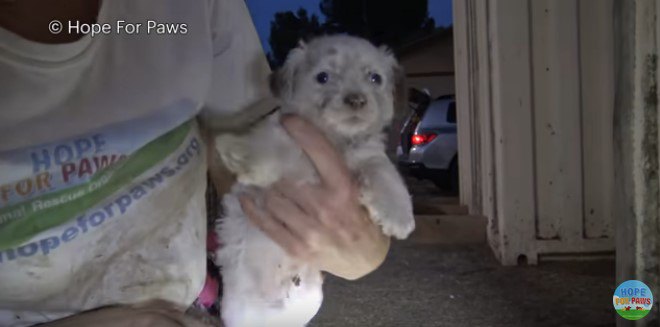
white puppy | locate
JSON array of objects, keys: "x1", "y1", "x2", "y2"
[{"x1": 214, "y1": 35, "x2": 415, "y2": 327}]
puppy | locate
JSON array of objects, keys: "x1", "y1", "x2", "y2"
[{"x1": 214, "y1": 35, "x2": 415, "y2": 327}]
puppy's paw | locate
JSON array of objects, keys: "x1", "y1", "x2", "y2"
[
  {"x1": 363, "y1": 195, "x2": 415, "y2": 240},
  {"x1": 215, "y1": 134, "x2": 251, "y2": 176},
  {"x1": 381, "y1": 215, "x2": 415, "y2": 239}
]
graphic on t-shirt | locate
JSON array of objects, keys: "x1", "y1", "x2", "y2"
[{"x1": 0, "y1": 98, "x2": 200, "y2": 251}]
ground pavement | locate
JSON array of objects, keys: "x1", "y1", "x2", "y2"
[{"x1": 309, "y1": 178, "x2": 616, "y2": 327}]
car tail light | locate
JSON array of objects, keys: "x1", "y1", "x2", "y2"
[{"x1": 411, "y1": 133, "x2": 437, "y2": 146}]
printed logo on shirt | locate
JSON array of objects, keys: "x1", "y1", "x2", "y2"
[
  {"x1": 0, "y1": 128, "x2": 202, "y2": 263},
  {"x1": 0, "y1": 98, "x2": 200, "y2": 251},
  {"x1": 0, "y1": 134, "x2": 125, "y2": 208},
  {"x1": 0, "y1": 121, "x2": 197, "y2": 252}
]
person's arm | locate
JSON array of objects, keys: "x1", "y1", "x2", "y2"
[
  {"x1": 201, "y1": 0, "x2": 271, "y2": 117},
  {"x1": 200, "y1": 0, "x2": 275, "y2": 194},
  {"x1": 240, "y1": 115, "x2": 391, "y2": 280}
]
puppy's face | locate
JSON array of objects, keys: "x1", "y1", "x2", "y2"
[{"x1": 270, "y1": 36, "x2": 404, "y2": 137}]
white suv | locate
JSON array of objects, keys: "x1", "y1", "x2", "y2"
[{"x1": 397, "y1": 94, "x2": 458, "y2": 192}]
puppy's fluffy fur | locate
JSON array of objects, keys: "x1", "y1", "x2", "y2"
[{"x1": 214, "y1": 35, "x2": 415, "y2": 327}]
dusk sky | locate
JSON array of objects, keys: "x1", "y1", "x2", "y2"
[{"x1": 245, "y1": 0, "x2": 453, "y2": 54}]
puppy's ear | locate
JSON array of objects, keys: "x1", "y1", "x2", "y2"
[
  {"x1": 376, "y1": 44, "x2": 407, "y2": 121},
  {"x1": 385, "y1": 63, "x2": 407, "y2": 124},
  {"x1": 269, "y1": 43, "x2": 307, "y2": 99},
  {"x1": 378, "y1": 44, "x2": 393, "y2": 55},
  {"x1": 269, "y1": 69, "x2": 288, "y2": 99},
  {"x1": 392, "y1": 64, "x2": 407, "y2": 114},
  {"x1": 377, "y1": 45, "x2": 407, "y2": 110}
]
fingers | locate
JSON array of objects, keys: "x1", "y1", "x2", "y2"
[
  {"x1": 332, "y1": 207, "x2": 370, "y2": 242},
  {"x1": 281, "y1": 115, "x2": 352, "y2": 192},
  {"x1": 264, "y1": 189, "x2": 317, "y2": 241},
  {"x1": 239, "y1": 195, "x2": 309, "y2": 259},
  {"x1": 273, "y1": 178, "x2": 343, "y2": 229},
  {"x1": 272, "y1": 179, "x2": 319, "y2": 215}
]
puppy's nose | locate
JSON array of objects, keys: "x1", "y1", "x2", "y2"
[{"x1": 344, "y1": 93, "x2": 367, "y2": 109}]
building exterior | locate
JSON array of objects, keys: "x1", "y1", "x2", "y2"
[
  {"x1": 398, "y1": 28, "x2": 455, "y2": 99},
  {"x1": 386, "y1": 29, "x2": 455, "y2": 159}
]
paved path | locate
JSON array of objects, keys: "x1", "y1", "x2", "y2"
[
  {"x1": 309, "y1": 178, "x2": 616, "y2": 327},
  {"x1": 310, "y1": 241, "x2": 615, "y2": 327}
]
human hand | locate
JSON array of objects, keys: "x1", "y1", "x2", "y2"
[{"x1": 239, "y1": 115, "x2": 390, "y2": 280}]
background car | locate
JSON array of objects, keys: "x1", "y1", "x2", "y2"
[{"x1": 397, "y1": 92, "x2": 458, "y2": 193}]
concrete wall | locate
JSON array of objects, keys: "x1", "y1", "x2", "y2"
[{"x1": 614, "y1": 0, "x2": 660, "y2": 325}]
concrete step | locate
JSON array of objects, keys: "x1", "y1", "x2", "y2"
[
  {"x1": 408, "y1": 214, "x2": 486, "y2": 244},
  {"x1": 413, "y1": 202, "x2": 469, "y2": 215},
  {"x1": 413, "y1": 195, "x2": 459, "y2": 204}
]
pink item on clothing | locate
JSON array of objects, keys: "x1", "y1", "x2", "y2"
[
  {"x1": 198, "y1": 274, "x2": 219, "y2": 308},
  {"x1": 207, "y1": 230, "x2": 220, "y2": 251}
]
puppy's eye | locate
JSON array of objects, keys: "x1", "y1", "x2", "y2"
[
  {"x1": 370, "y1": 73, "x2": 382, "y2": 85},
  {"x1": 316, "y1": 72, "x2": 329, "y2": 84}
]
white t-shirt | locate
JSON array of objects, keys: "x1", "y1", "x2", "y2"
[{"x1": 0, "y1": 1, "x2": 270, "y2": 326}]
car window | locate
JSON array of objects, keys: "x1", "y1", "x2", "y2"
[
  {"x1": 417, "y1": 101, "x2": 445, "y2": 130},
  {"x1": 447, "y1": 101, "x2": 456, "y2": 124}
]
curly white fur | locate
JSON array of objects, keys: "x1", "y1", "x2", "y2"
[{"x1": 214, "y1": 35, "x2": 415, "y2": 327}]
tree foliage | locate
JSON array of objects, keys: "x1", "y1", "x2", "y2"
[
  {"x1": 319, "y1": 0, "x2": 435, "y2": 45},
  {"x1": 267, "y1": 0, "x2": 436, "y2": 67},
  {"x1": 267, "y1": 9, "x2": 324, "y2": 67}
]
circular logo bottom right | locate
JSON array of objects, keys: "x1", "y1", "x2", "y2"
[{"x1": 613, "y1": 280, "x2": 654, "y2": 321}]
